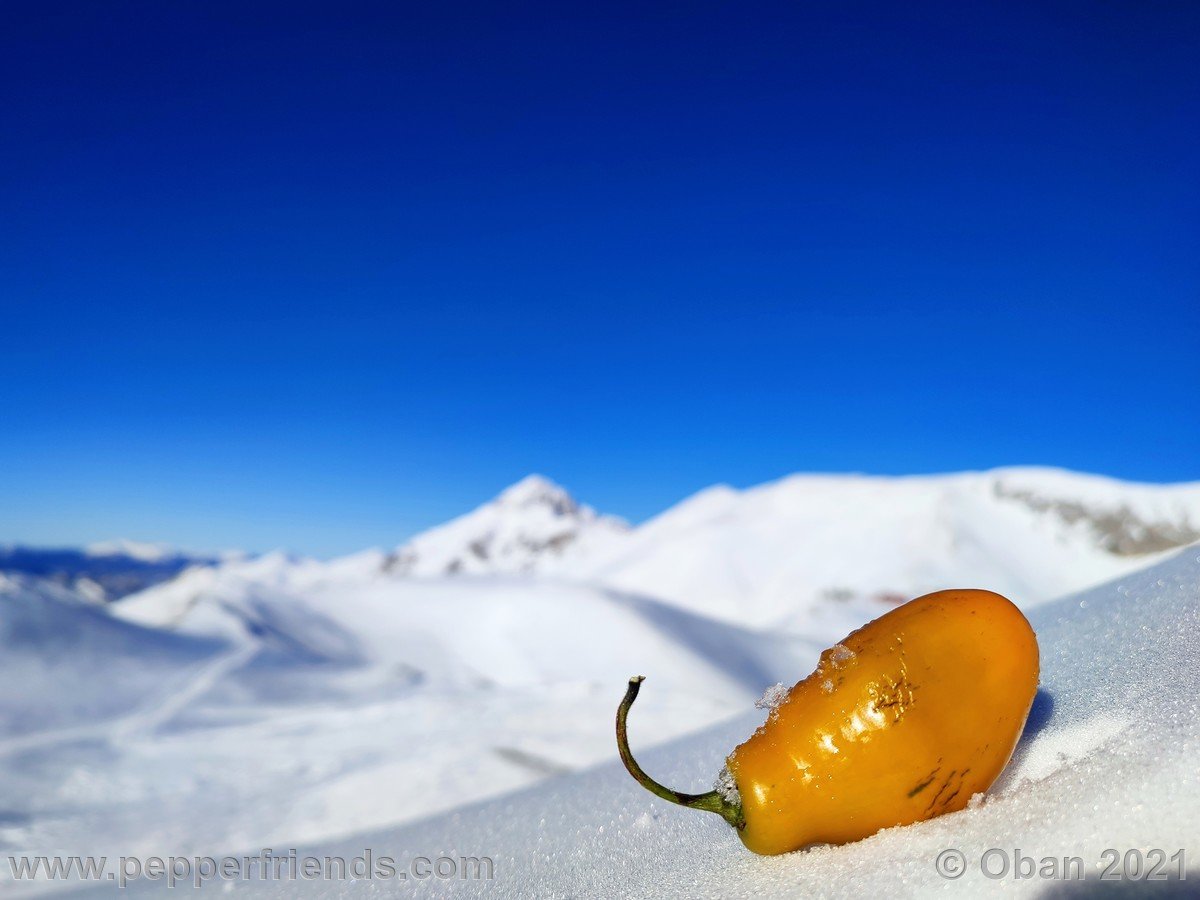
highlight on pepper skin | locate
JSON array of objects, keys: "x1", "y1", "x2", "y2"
[{"x1": 616, "y1": 588, "x2": 1040, "y2": 855}]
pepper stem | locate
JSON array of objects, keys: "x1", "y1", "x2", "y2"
[{"x1": 616, "y1": 675, "x2": 744, "y2": 829}]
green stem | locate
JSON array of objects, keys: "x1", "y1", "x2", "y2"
[{"x1": 615, "y1": 675, "x2": 744, "y2": 829}]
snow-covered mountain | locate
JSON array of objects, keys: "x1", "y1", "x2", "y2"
[
  {"x1": 115, "y1": 467, "x2": 1200, "y2": 641},
  {"x1": 112, "y1": 549, "x2": 389, "y2": 637},
  {"x1": 0, "y1": 572, "x2": 223, "y2": 738},
  {"x1": 111, "y1": 475, "x2": 628, "y2": 619},
  {"x1": 576, "y1": 467, "x2": 1200, "y2": 634},
  {"x1": 384, "y1": 474, "x2": 630, "y2": 576},
  {"x1": 0, "y1": 542, "x2": 222, "y2": 602}
]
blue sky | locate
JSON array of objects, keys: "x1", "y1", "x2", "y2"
[{"x1": 2, "y1": 0, "x2": 1197, "y2": 556}]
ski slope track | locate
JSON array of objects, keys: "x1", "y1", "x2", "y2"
[{"x1": 0, "y1": 574, "x2": 229, "y2": 741}]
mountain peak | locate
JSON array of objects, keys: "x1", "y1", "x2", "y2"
[
  {"x1": 387, "y1": 476, "x2": 626, "y2": 577},
  {"x1": 495, "y1": 475, "x2": 577, "y2": 514}
]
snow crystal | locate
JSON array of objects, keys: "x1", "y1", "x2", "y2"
[
  {"x1": 826, "y1": 643, "x2": 855, "y2": 666},
  {"x1": 713, "y1": 764, "x2": 740, "y2": 806},
  {"x1": 754, "y1": 682, "x2": 789, "y2": 712},
  {"x1": 814, "y1": 642, "x2": 856, "y2": 684}
]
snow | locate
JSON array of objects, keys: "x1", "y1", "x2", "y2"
[
  {"x1": 387, "y1": 474, "x2": 629, "y2": 577},
  {"x1": 577, "y1": 467, "x2": 1200, "y2": 635},
  {"x1": 824, "y1": 644, "x2": 855, "y2": 666},
  {"x1": 1004, "y1": 713, "x2": 1130, "y2": 785},
  {"x1": 118, "y1": 467, "x2": 1200, "y2": 639},
  {"x1": 0, "y1": 573, "x2": 224, "y2": 739},
  {"x1": 105, "y1": 467, "x2": 1200, "y2": 638},
  {"x1": 714, "y1": 764, "x2": 741, "y2": 805},
  {"x1": 0, "y1": 574, "x2": 817, "y2": 893},
  {"x1": 753, "y1": 683, "x2": 789, "y2": 712},
  {"x1": 269, "y1": 545, "x2": 1200, "y2": 898},
  {"x1": 1, "y1": 469, "x2": 1198, "y2": 896}
]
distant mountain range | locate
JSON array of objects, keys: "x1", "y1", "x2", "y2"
[
  {"x1": 0, "y1": 542, "x2": 222, "y2": 602},
  {"x1": 7, "y1": 467, "x2": 1199, "y2": 625}
]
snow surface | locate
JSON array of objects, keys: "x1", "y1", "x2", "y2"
[
  {"x1": 0, "y1": 574, "x2": 224, "y2": 738},
  {"x1": 0, "y1": 574, "x2": 816, "y2": 896},
  {"x1": 265, "y1": 545, "x2": 1200, "y2": 898}
]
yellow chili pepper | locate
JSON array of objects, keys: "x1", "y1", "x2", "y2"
[{"x1": 616, "y1": 589, "x2": 1039, "y2": 855}]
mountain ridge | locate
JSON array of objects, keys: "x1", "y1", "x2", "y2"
[
  {"x1": 574, "y1": 466, "x2": 1200, "y2": 631},
  {"x1": 112, "y1": 466, "x2": 1200, "y2": 638}
]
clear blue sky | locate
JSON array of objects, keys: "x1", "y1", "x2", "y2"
[{"x1": 2, "y1": 1, "x2": 1197, "y2": 556}]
